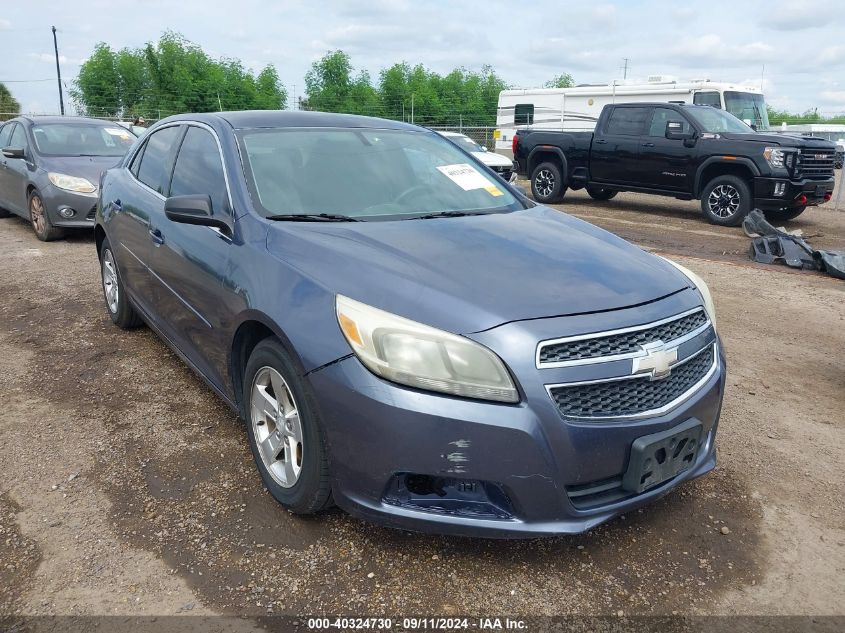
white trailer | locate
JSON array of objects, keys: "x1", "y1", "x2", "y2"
[{"x1": 494, "y1": 78, "x2": 769, "y2": 156}]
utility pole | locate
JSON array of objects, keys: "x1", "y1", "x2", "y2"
[
  {"x1": 217, "y1": 93, "x2": 223, "y2": 111},
  {"x1": 621, "y1": 58, "x2": 629, "y2": 80},
  {"x1": 411, "y1": 93, "x2": 414, "y2": 124},
  {"x1": 51, "y1": 26, "x2": 65, "y2": 115},
  {"x1": 760, "y1": 64, "x2": 765, "y2": 91}
]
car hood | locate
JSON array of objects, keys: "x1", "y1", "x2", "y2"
[
  {"x1": 472, "y1": 151, "x2": 513, "y2": 168},
  {"x1": 38, "y1": 155, "x2": 123, "y2": 187},
  {"x1": 265, "y1": 206, "x2": 690, "y2": 334},
  {"x1": 720, "y1": 132, "x2": 837, "y2": 150}
]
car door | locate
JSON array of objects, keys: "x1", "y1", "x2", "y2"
[
  {"x1": 147, "y1": 123, "x2": 235, "y2": 391},
  {"x1": 0, "y1": 123, "x2": 15, "y2": 210},
  {"x1": 637, "y1": 107, "x2": 696, "y2": 191},
  {"x1": 589, "y1": 106, "x2": 651, "y2": 185},
  {"x1": 106, "y1": 124, "x2": 183, "y2": 315},
  {"x1": 1, "y1": 123, "x2": 35, "y2": 214}
]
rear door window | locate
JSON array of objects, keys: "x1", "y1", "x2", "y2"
[
  {"x1": 169, "y1": 126, "x2": 228, "y2": 214},
  {"x1": 0, "y1": 123, "x2": 12, "y2": 148},
  {"x1": 605, "y1": 107, "x2": 650, "y2": 136},
  {"x1": 136, "y1": 125, "x2": 182, "y2": 195}
]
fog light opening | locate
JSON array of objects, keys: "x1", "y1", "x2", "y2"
[
  {"x1": 58, "y1": 207, "x2": 76, "y2": 219},
  {"x1": 773, "y1": 182, "x2": 786, "y2": 197},
  {"x1": 383, "y1": 473, "x2": 515, "y2": 520}
]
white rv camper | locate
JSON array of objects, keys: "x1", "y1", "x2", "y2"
[{"x1": 494, "y1": 78, "x2": 769, "y2": 156}]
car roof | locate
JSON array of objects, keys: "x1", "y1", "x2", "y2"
[
  {"x1": 161, "y1": 110, "x2": 424, "y2": 131},
  {"x1": 15, "y1": 115, "x2": 122, "y2": 126}
]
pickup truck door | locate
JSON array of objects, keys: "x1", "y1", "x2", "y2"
[
  {"x1": 637, "y1": 107, "x2": 696, "y2": 191},
  {"x1": 589, "y1": 106, "x2": 651, "y2": 184}
]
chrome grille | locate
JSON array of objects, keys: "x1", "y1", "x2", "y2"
[
  {"x1": 548, "y1": 345, "x2": 716, "y2": 419},
  {"x1": 797, "y1": 151, "x2": 835, "y2": 179},
  {"x1": 491, "y1": 165, "x2": 513, "y2": 181},
  {"x1": 537, "y1": 309, "x2": 708, "y2": 367}
]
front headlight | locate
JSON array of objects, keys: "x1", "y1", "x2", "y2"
[
  {"x1": 659, "y1": 257, "x2": 717, "y2": 328},
  {"x1": 48, "y1": 172, "x2": 96, "y2": 193},
  {"x1": 763, "y1": 147, "x2": 787, "y2": 169},
  {"x1": 336, "y1": 295, "x2": 518, "y2": 403}
]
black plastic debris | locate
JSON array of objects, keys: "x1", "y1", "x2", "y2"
[{"x1": 743, "y1": 209, "x2": 845, "y2": 279}]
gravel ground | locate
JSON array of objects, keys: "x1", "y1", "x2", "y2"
[{"x1": 0, "y1": 175, "x2": 843, "y2": 622}]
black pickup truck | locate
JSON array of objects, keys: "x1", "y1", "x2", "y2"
[{"x1": 513, "y1": 102, "x2": 837, "y2": 226}]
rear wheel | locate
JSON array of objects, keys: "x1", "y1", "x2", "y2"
[
  {"x1": 586, "y1": 186, "x2": 618, "y2": 201},
  {"x1": 700, "y1": 175, "x2": 751, "y2": 226},
  {"x1": 244, "y1": 339, "x2": 333, "y2": 514},
  {"x1": 530, "y1": 161, "x2": 566, "y2": 204},
  {"x1": 29, "y1": 189, "x2": 65, "y2": 242},
  {"x1": 763, "y1": 205, "x2": 807, "y2": 223}
]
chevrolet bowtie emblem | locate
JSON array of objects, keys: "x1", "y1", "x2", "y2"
[{"x1": 632, "y1": 342, "x2": 678, "y2": 380}]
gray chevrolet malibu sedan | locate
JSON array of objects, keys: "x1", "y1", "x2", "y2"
[{"x1": 0, "y1": 116, "x2": 136, "y2": 241}]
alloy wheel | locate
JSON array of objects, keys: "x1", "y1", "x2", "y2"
[
  {"x1": 535, "y1": 169, "x2": 555, "y2": 198},
  {"x1": 250, "y1": 366, "x2": 304, "y2": 488},
  {"x1": 707, "y1": 184, "x2": 740, "y2": 219},
  {"x1": 30, "y1": 195, "x2": 46, "y2": 235},
  {"x1": 102, "y1": 249, "x2": 119, "y2": 314}
]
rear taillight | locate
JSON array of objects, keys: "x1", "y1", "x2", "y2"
[{"x1": 512, "y1": 134, "x2": 519, "y2": 155}]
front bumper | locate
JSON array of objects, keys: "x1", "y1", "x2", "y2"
[
  {"x1": 753, "y1": 176, "x2": 834, "y2": 211},
  {"x1": 309, "y1": 292, "x2": 725, "y2": 538},
  {"x1": 41, "y1": 184, "x2": 98, "y2": 228}
]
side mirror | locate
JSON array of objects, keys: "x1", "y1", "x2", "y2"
[
  {"x1": 2, "y1": 147, "x2": 25, "y2": 159},
  {"x1": 665, "y1": 122, "x2": 695, "y2": 141},
  {"x1": 481, "y1": 145, "x2": 489, "y2": 152},
  {"x1": 164, "y1": 194, "x2": 231, "y2": 234}
]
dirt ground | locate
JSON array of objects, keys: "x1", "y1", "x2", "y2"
[{"x1": 0, "y1": 174, "x2": 843, "y2": 625}]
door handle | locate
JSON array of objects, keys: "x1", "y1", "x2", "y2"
[
  {"x1": 595, "y1": 139, "x2": 607, "y2": 145},
  {"x1": 641, "y1": 142, "x2": 655, "y2": 147},
  {"x1": 110, "y1": 199, "x2": 122, "y2": 212},
  {"x1": 149, "y1": 227, "x2": 165, "y2": 246}
]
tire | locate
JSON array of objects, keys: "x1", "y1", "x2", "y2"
[
  {"x1": 763, "y1": 205, "x2": 807, "y2": 223},
  {"x1": 99, "y1": 238, "x2": 143, "y2": 328},
  {"x1": 700, "y1": 175, "x2": 752, "y2": 227},
  {"x1": 530, "y1": 161, "x2": 567, "y2": 204},
  {"x1": 243, "y1": 338, "x2": 333, "y2": 514},
  {"x1": 586, "y1": 186, "x2": 618, "y2": 201},
  {"x1": 0, "y1": 205, "x2": 11, "y2": 218},
  {"x1": 28, "y1": 189, "x2": 65, "y2": 242}
]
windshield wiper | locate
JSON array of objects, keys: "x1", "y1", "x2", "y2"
[
  {"x1": 266, "y1": 213, "x2": 360, "y2": 222},
  {"x1": 405, "y1": 210, "x2": 491, "y2": 220}
]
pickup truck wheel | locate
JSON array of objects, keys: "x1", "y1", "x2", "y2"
[
  {"x1": 531, "y1": 162, "x2": 566, "y2": 204},
  {"x1": 764, "y1": 205, "x2": 807, "y2": 222},
  {"x1": 586, "y1": 186, "x2": 618, "y2": 201},
  {"x1": 700, "y1": 175, "x2": 751, "y2": 226}
]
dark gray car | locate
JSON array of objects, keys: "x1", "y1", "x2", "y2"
[{"x1": 0, "y1": 116, "x2": 136, "y2": 241}]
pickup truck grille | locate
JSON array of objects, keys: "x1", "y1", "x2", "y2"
[
  {"x1": 797, "y1": 151, "x2": 835, "y2": 179},
  {"x1": 537, "y1": 309, "x2": 708, "y2": 366},
  {"x1": 548, "y1": 344, "x2": 716, "y2": 419}
]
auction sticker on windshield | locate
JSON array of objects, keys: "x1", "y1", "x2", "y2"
[{"x1": 437, "y1": 163, "x2": 492, "y2": 191}]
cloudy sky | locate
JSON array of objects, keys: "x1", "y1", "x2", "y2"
[{"x1": 2, "y1": 0, "x2": 844, "y2": 117}]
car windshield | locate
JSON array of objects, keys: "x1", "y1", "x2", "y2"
[
  {"x1": 31, "y1": 122, "x2": 136, "y2": 157},
  {"x1": 686, "y1": 107, "x2": 755, "y2": 134},
  {"x1": 448, "y1": 134, "x2": 485, "y2": 153},
  {"x1": 724, "y1": 91, "x2": 770, "y2": 131},
  {"x1": 238, "y1": 127, "x2": 522, "y2": 220}
]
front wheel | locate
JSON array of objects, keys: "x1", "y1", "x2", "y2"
[
  {"x1": 586, "y1": 186, "x2": 618, "y2": 201},
  {"x1": 99, "y1": 238, "x2": 143, "y2": 328},
  {"x1": 700, "y1": 175, "x2": 752, "y2": 226},
  {"x1": 29, "y1": 190, "x2": 65, "y2": 241},
  {"x1": 244, "y1": 339, "x2": 333, "y2": 514},
  {"x1": 764, "y1": 205, "x2": 807, "y2": 223},
  {"x1": 530, "y1": 161, "x2": 566, "y2": 204}
]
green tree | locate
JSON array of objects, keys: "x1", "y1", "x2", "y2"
[
  {"x1": 0, "y1": 83, "x2": 21, "y2": 120},
  {"x1": 72, "y1": 32, "x2": 286, "y2": 119},
  {"x1": 544, "y1": 73, "x2": 575, "y2": 89}
]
